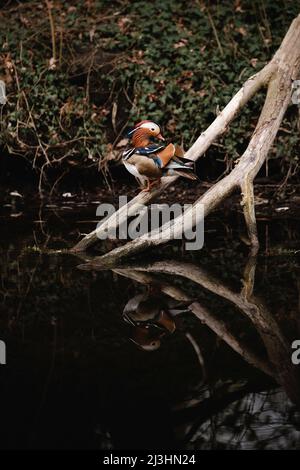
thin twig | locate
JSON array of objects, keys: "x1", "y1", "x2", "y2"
[{"x1": 45, "y1": 0, "x2": 57, "y2": 64}]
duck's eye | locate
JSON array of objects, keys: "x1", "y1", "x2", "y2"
[{"x1": 151, "y1": 128, "x2": 155, "y2": 131}]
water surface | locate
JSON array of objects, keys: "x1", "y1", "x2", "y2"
[{"x1": 0, "y1": 192, "x2": 299, "y2": 450}]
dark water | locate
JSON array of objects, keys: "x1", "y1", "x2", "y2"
[{"x1": 0, "y1": 191, "x2": 300, "y2": 450}]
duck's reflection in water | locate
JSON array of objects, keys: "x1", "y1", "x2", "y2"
[
  {"x1": 122, "y1": 286, "x2": 191, "y2": 351},
  {"x1": 99, "y1": 285, "x2": 206, "y2": 449}
]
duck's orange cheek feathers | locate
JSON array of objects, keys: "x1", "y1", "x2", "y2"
[{"x1": 132, "y1": 129, "x2": 151, "y2": 147}]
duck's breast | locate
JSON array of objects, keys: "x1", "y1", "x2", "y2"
[{"x1": 123, "y1": 161, "x2": 142, "y2": 178}]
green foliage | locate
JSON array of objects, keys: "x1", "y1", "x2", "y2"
[{"x1": 0, "y1": 0, "x2": 299, "y2": 188}]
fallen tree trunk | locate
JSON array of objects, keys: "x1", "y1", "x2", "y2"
[{"x1": 72, "y1": 14, "x2": 300, "y2": 259}]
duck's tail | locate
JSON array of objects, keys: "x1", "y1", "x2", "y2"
[{"x1": 163, "y1": 159, "x2": 199, "y2": 180}]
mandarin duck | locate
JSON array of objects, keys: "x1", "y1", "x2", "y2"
[
  {"x1": 122, "y1": 120, "x2": 198, "y2": 191},
  {"x1": 122, "y1": 287, "x2": 190, "y2": 351}
]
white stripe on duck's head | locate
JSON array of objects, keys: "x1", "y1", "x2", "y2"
[{"x1": 127, "y1": 120, "x2": 165, "y2": 147}]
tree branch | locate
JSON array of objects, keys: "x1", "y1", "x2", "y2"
[
  {"x1": 72, "y1": 14, "x2": 300, "y2": 259},
  {"x1": 71, "y1": 63, "x2": 274, "y2": 252}
]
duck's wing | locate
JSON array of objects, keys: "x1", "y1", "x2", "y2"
[
  {"x1": 156, "y1": 143, "x2": 194, "y2": 168},
  {"x1": 122, "y1": 145, "x2": 165, "y2": 169},
  {"x1": 135, "y1": 144, "x2": 165, "y2": 156},
  {"x1": 164, "y1": 159, "x2": 194, "y2": 170},
  {"x1": 156, "y1": 143, "x2": 176, "y2": 167},
  {"x1": 162, "y1": 159, "x2": 199, "y2": 180}
]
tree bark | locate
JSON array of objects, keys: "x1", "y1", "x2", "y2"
[{"x1": 72, "y1": 14, "x2": 300, "y2": 260}]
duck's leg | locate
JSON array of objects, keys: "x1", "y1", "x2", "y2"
[
  {"x1": 141, "y1": 179, "x2": 151, "y2": 192},
  {"x1": 141, "y1": 179, "x2": 161, "y2": 192}
]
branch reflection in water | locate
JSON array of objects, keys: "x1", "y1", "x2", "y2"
[{"x1": 78, "y1": 253, "x2": 300, "y2": 449}]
